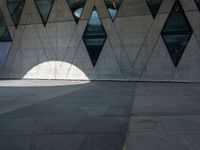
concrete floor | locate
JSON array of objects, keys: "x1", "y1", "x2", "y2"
[{"x1": 0, "y1": 80, "x2": 200, "y2": 150}]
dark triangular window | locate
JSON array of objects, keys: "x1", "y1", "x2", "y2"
[
  {"x1": 0, "y1": 10, "x2": 12, "y2": 66},
  {"x1": 195, "y1": 0, "x2": 200, "y2": 11},
  {"x1": 35, "y1": 0, "x2": 54, "y2": 26},
  {"x1": 161, "y1": 0, "x2": 193, "y2": 67},
  {"x1": 83, "y1": 7, "x2": 107, "y2": 67},
  {"x1": 6, "y1": 0, "x2": 25, "y2": 28},
  {"x1": 104, "y1": 0, "x2": 122, "y2": 21},
  {"x1": 146, "y1": 0, "x2": 162, "y2": 18},
  {"x1": 66, "y1": 0, "x2": 86, "y2": 23}
]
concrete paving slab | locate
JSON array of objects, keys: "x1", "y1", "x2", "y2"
[
  {"x1": 0, "y1": 135, "x2": 32, "y2": 150},
  {"x1": 125, "y1": 132, "x2": 194, "y2": 150},
  {"x1": 36, "y1": 117, "x2": 128, "y2": 135},
  {"x1": 0, "y1": 118, "x2": 34, "y2": 135},
  {"x1": 0, "y1": 80, "x2": 200, "y2": 150},
  {"x1": 0, "y1": 80, "x2": 134, "y2": 150},
  {"x1": 185, "y1": 132, "x2": 200, "y2": 150},
  {"x1": 36, "y1": 134, "x2": 87, "y2": 150}
]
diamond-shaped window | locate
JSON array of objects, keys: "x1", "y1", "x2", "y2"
[
  {"x1": 146, "y1": 0, "x2": 162, "y2": 18},
  {"x1": 0, "y1": 10, "x2": 12, "y2": 67},
  {"x1": 83, "y1": 7, "x2": 107, "y2": 67},
  {"x1": 67, "y1": 0, "x2": 86, "y2": 23},
  {"x1": 195, "y1": 0, "x2": 200, "y2": 11},
  {"x1": 104, "y1": 0, "x2": 122, "y2": 21},
  {"x1": 35, "y1": 0, "x2": 54, "y2": 26},
  {"x1": 161, "y1": 0, "x2": 193, "y2": 67},
  {"x1": 6, "y1": 0, "x2": 25, "y2": 28}
]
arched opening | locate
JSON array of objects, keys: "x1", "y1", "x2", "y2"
[{"x1": 23, "y1": 61, "x2": 89, "y2": 80}]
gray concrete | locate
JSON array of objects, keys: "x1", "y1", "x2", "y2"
[
  {"x1": 0, "y1": 80, "x2": 134, "y2": 150},
  {"x1": 125, "y1": 82, "x2": 200, "y2": 150},
  {"x1": 0, "y1": 0, "x2": 200, "y2": 81},
  {"x1": 0, "y1": 80, "x2": 200, "y2": 150}
]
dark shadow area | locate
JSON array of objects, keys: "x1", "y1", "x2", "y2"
[{"x1": 0, "y1": 81, "x2": 135, "y2": 150}]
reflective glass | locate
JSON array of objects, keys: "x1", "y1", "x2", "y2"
[
  {"x1": 163, "y1": 34, "x2": 191, "y2": 66},
  {"x1": 0, "y1": 10, "x2": 12, "y2": 66},
  {"x1": 0, "y1": 42, "x2": 11, "y2": 66},
  {"x1": 6, "y1": 0, "x2": 25, "y2": 27},
  {"x1": 195, "y1": 0, "x2": 200, "y2": 11},
  {"x1": 146, "y1": 0, "x2": 162, "y2": 18},
  {"x1": 104, "y1": 0, "x2": 122, "y2": 21},
  {"x1": 35, "y1": 0, "x2": 54, "y2": 26},
  {"x1": 83, "y1": 8, "x2": 107, "y2": 67},
  {"x1": 161, "y1": 0, "x2": 193, "y2": 67},
  {"x1": 66, "y1": 0, "x2": 86, "y2": 23}
]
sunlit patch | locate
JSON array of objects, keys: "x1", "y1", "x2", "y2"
[{"x1": 23, "y1": 61, "x2": 89, "y2": 80}]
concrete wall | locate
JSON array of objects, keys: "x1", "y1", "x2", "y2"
[{"x1": 0, "y1": 0, "x2": 200, "y2": 82}]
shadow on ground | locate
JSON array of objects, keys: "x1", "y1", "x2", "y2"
[{"x1": 0, "y1": 80, "x2": 135, "y2": 150}]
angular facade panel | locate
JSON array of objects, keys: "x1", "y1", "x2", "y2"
[{"x1": 0, "y1": 0, "x2": 199, "y2": 81}]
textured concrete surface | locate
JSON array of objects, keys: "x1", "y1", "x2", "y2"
[
  {"x1": 125, "y1": 82, "x2": 200, "y2": 150},
  {"x1": 0, "y1": 80, "x2": 134, "y2": 150},
  {"x1": 0, "y1": 80, "x2": 200, "y2": 150},
  {"x1": 0, "y1": 0, "x2": 200, "y2": 81}
]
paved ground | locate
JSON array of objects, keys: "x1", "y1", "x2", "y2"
[{"x1": 0, "y1": 80, "x2": 200, "y2": 150}]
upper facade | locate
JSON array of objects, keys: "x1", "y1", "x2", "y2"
[{"x1": 0, "y1": 0, "x2": 200, "y2": 82}]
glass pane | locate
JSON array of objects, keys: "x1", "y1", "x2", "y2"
[
  {"x1": 35, "y1": 0, "x2": 54, "y2": 26},
  {"x1": 161, "y1": 1, "x2": 193, "y2": 67},
  {"x1": 0, "y1": 10, "x2": 12, "y2": 66},
  {"x1": 195, "y1": 0, "x2": 200, "y2": 11},
  {"x1": 163, "y1": 34, "x2": 191, "y2": 66},
  {"x1": 0, "y1": 10, "x2": 12, "y2": 42},
  {"x1": 74, "y1": 8, "x2": 83, "y2": 18},
  {"x1": 162, "y1": 1, "x2": 192, "y2": 34},
  {"x1": 66, "y1": 0, "x2": 86, "y2": 23},
  {"x1": 6, "y1": 0, "x2": 25, "y2": 27},
  {"x1": 83, "y1": 8, "x2": 107, "y2": 67},
  {"x1": 146, "y1": 0, "x2": 162, "y2": 18},
  {"x1": 0, "y1": 42, "x2": 11, "y2": 66},
  {"x1": 104, "y1": 0, "x2": 122, "y2": 21}
]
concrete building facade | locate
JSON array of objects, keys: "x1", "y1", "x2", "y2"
[{"x1": 0, "y1": 0, "x2": 200, "y2": 82}]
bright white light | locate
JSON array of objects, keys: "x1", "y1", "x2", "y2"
[{"x1": 23, "y1": 61, "x2": 89, "y2": 80}]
